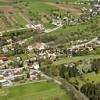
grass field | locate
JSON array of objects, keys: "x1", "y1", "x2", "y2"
[
  {"x1": 52, "y1": 55, "x2": 100, "y2": 66},
  {"x1": 0, "y1": 81, "x2": 71, "y2": 100},
  {"x1": 69, "y1": 72, "x2": 100, "y2": 88},
  {"x1": 82, "y1": 72, "x2": 100, "y2": 83}
]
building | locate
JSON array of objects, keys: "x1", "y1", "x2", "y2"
[
  {"x1": 32, "y1": 62, "x2": 40, "y2": 70},
  {"x1": 33, "y1": 42, "x2": 47, "y2": 50},
  {"x1": 27, "y1": 45, "x2": 33, "y2": 52},
  {"x1": 0, "y1": 79, "x2": 13, "y2": 87}
]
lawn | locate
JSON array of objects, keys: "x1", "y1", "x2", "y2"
[
  {"x1": 83, "y1": 72, "x2": 100, "y2": 84},
  {"x1": 0, "y1": 81, "x2": 71, "y2": 100},
  {"x1": 48, "y1": 21, "x2": 96, "y2": 36},
  {"x1": 69, "y1": 77, "x2": 85, "y2": 88},
  {"x1": 16, "y1": 0, "x2": 56, "y2": 14},
  {"x1": 69, "y1": 72, "x2": 100, "y2": 88}
]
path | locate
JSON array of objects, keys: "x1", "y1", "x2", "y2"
[
  {"x1": 69, "y1": 37, "x2": 98, "y2": 50},
  {"x1": 41, "y1": 72, "x2": 88, "y2": 100}
]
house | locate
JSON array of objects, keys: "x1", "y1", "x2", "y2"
[
  {"x1": 0, "y1": 32, "x2": 3, "y2": 37},
  {"x1": 30, "y1": 70, "x2": 40, "y2": 80},
  {"x1": 5, "y1": 74, "x2": 14, "y2": 81},
  {"x1": 64, "y1": 63, "x2": 76, "y2": 68},
  {"x1": 27, "y1": 45, "x2": 33, "y2": 52},
  {"x1": 7, "y1": 39, "x2": 13, "y2": 43},
  {"x1": 91, "y1": 0, "x2": 100, "y2": 15},
  {"x1": 48, "y1": 53, "x2": 57, "y2": 60},
  {"x1": 87, "y1": 47, "x2": 93, "y2": 51},
  {"x1": 1, "y1": 57, "x2": 8, "y2": 62},
  {"x1": 16, "y1": 56, "x2": 22, "y2": 62},
  {"x1": 34, "y1": 24, "x2": 45, "y2": 31},
  {"x1": 2, "y1": 47, "x2": 8, "y2": 53},
  {"x1": 38, "y1": 51, "x2": 47, "y2": 59},
  {"x1": 33, "y1": 42, "x2": 47, "y2": 50},
  {"x1": 96, "y1": 37, "x2": 100, "y2": 45},
  {"x1": 26, "y1": 23, "x2": 45, "y2": 31},
  {"x1": 32, "y1": 62, "x2": 40, "y2": 70},
  {"x1": 30, "y1": 57, "x2": 37, "y2": 61},
  {"x1": 94, "y1": 3, "x2": 100, "y2": 12},
  {"x1": 52, "y1": 19, "x2": 63, "y2": 26},
  {"x1": 0, "y1": 75, "x2": 4, "y2": 80},
  {"x1": 26, "y1": 24, "x2": 34, "y2": 28},
  {"x1": 0, "y1": 60, "x2": 4, "y2": 65},
  {"x1": 14, "y1": 68, "x2": 23, "y2": 75},
  {"x1": 0, "y1": 79, "x2": 13, "y2": 87}
]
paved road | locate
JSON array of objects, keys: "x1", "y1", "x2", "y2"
[
  {"x1": 69, "y1": 37, "x2": 98, "y2": 50},
  {"x1": 44, "y1": 25, "x2": 62, "y2": 33},
  {"x1": 0, "y1": 23, "x2": 62, "y2": 36}
]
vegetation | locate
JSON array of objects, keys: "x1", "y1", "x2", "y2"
[
  {"x1": 0, "y1": 0, "x2": 100, "y2": 100},
  {"x1": 80, "y1": 83, "x2": 100, "y2": 100},
  {"x1": 0, "y1": 81, "x2": 71, "y2": 100}
]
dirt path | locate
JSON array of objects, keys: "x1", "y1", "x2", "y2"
[
  {"x1": 42, "y1": 73, "x2": 89, "y2": 100},
  {"x1": 46, "y1": 2, "x2": 82, "y2": 16}
]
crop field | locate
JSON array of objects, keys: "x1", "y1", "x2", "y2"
[
  {"x1": 0, "y1": 0, "x2": 29, "y2": 30},
  {"x1": 46, "y1": 2, "x2": 82, "y2": 16},
  {"x1": 0, "y1": 81, "x2": 71, "y2": 100},
  {"x1": 0, "y1": 0, "x2": 87, "y2": 31},
  {"x1": 0, "y1": 13, "x2": 28, "y2": 30}
]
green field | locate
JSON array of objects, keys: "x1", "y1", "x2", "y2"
[
  {"x1": 0, "y1": 0, "x2": 90, "y2": 31},
  {"x1": 0, "y1": 81, "x2": 71, "y2": 100},
  {"x1": 69, "y1": 72, "x2": 100, "y2": 88},
  {"x1": 83, "y1": 72, "x2": 100, "y2": 83},
  {"x1": 52, "y1": 55, "x2": 100, "y2": 66}
]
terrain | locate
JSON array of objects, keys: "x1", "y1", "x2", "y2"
[{"x1": 0, "y1": 0, "x2": 100, "y2": 100}]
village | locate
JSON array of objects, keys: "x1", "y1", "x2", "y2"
[{"x1": 0, "y1": 0, "x2": 100, "y2": 100}]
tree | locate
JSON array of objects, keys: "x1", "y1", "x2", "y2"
[
  {"x1": 80, "y1": 83, "x2": 100, "y2": 100},
  {"x1": 59, "y1": 65, "x2": 67, "y2": 78},
  {"x1": 54, "y1": 96, "x2": 60, "y2": 100},
  {"x1": 27, "y1": 72, "x2": 30, "y2": 78},
  {"x1": 91, "y1": 59, "x2": 100, "y2": 73}
]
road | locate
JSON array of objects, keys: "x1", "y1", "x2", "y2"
[
  {"x1": 44, "y1": 25, "x2": 62, "y2": 33},
  {"x1": 0, "y1": 25, "x2": 61, "y2": 48},
  {"x1": 0, "y1": 24, "x2": 61, "y2": 36},
  {"x1": 69, "y1": 37, "x2": 98, "y2": 50},
  {"x1": 0, "y1": 27, "x2": 32, "y2": 36}
]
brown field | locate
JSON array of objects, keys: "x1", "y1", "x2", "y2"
[
  {"x1": 0, "y1": 18, "x2": 6, "y2": 28},
  {"x1": 46, "y1": 2, "x2": 82, "y2": 16},
  {"x1": 0, "y1": 5, "x2": 16, "y2": 29},
  {"x1": 0, "y1": 6, "x2": 16, "y2": 13}
]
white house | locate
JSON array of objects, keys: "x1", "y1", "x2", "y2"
[
  {"x1": 34, "y1": 43, "x2": 46, "y2": 50},
  {"x1": 2, "y1": 47, "x2": 8, "y2": 53},
  {"x1": 0, "y1": 79, "x2": 13, "y2": 87},
  {"x1": 7, "y1": 39, "x2": 13, "y2": 43},
  {"x1": 32, "y1": 62, "x2": 40, "y2": 70},
  {"x1": 0, "y1": 60, "x2": 4, "y2": 65},
  {"x1": 27, "y1": 45, "x2": 33, "y2": 52},
  {"x1": 48, "y1": 53, "x2": 57, "y2": 60}
]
